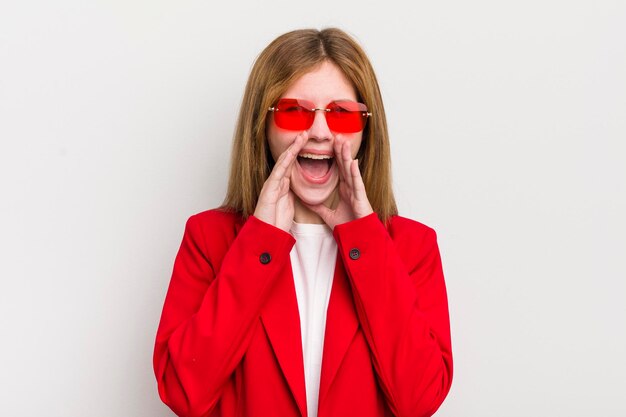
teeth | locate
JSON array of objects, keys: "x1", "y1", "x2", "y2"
[{"x1": 299, "y1": 153, "x2": 333, "y2": 160}]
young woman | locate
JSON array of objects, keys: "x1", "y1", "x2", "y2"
[{"x1": 154, "y1": 28, "x2": 453, "y2": 417}]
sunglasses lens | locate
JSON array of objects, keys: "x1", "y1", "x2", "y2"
[
  {"x1": 326, "y1": 101, "x2": 369, "y2": 133},
  {"x1": 273, "y1": 99, "x2": 314, "y2": 130},
  {"x1": 271, "y1": 99, "x2": 369, "y2": 133}
]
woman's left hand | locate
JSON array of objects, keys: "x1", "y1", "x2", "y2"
[{"x1": 304, "y1": 135, "x2": 374, "y2": 229}]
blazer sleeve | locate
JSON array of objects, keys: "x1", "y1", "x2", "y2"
[
  {"x1": 333, "y1": 213, "x2": 453, "y2": 417},
  {"x1": 153, "y1": 213, "x2": 295, "y2": 417}
]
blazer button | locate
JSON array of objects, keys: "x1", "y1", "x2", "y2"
[
  {"x1": 259, "y1": 252, "x2": 271, "y2": 264},
  {"x1": 349, "y1": 248, "x2": 360, "y2": 260}
]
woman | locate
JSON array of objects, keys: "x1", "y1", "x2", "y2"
[{"x1": 154, "y1": 28, "x2": 453, "y2": 417}]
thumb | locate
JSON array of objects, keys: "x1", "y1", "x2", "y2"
[{"x1": 304, "y1": 203, "x2": 333, "y2": 224}]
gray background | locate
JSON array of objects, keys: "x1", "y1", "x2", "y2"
[{"x1": 1, "y1": 0, "x2": 625, "y2": 416}]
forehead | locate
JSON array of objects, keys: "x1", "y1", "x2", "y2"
[{"x1": 280, "y1": 61, "x2": 357, "y2": 103}]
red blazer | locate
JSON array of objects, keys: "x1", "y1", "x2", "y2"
[{"x1": 154, "y1": 209, "x2": 453, "y2": 417}]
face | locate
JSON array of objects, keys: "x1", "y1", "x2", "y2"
[{"x1": 266, "y1": 61, "x2": 364, "y2": 208}]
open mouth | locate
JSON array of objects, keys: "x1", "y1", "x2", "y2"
[{"x1": 297, "y1": 153, "x2": 335, "y2": 179}]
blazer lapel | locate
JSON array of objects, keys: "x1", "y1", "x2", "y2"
[
  {"x1": 260, "y1": 259, "x2": 307, "y2": 417},
  {"x1": 318, "y1": 252, "x2": 359, "y2": 406}
]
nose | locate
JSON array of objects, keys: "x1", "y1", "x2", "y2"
[{"x1": 307, "y1": 109, "x2": 332, "y2": 141}]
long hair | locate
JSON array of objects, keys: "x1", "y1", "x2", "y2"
[{"x1": 221, "y1": 28, "x2": 398, "y2": 222}]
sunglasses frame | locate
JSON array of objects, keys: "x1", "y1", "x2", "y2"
[{"x1": 268, "y1": 98, "x2": 372, "y2": 133}]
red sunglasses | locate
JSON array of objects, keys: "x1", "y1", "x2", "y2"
[{"x1": 268, "y1": 98, "x2": 371, "y2": 133}]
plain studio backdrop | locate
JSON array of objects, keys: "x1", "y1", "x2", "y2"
[{"x1": 1, "y1": 0, "x2": 625, "y2": 416}]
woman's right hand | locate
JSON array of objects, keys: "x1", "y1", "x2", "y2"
[{"x1": 253, "y1": 132, "x2": 307, "y2": 232}]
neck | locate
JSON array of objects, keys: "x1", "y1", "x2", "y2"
[
  {"x1": 293, "y1": 199, "x2": 324, "y2": 224},
  {"x1": 293, "y1": 190, "x2": 339, "y2": 224}
]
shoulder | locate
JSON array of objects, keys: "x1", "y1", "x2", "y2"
[
  {"x1": 385, "y1": 214, "x2": 440, "y2": 273},
  {"x1": 184, "y1": 207, "x2": 245, "y2": 245},
  {"x1": 189, "y1": 207, "x2": 244, "y2": 228},
  {"x1": 181, "y1": 208, "x2": 246, "y2": 270},
  {"x1": 386, "y1": 214, "x2": 437, "y2": 246}
]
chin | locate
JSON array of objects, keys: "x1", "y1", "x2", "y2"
[
  {"x1": 291, "y1": 179, "x2": 338, "y2": 207},
  {"x1": 292, "y1": 185, "x2": 335, "y2": 206}
]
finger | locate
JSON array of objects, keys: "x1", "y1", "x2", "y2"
[
  {"x1": 338, "y1": 175, "x2": 351, "y2": 200},
  {"x1": 350, "y1": 159, "x2": 365, "y2": 198},
  {"x1": 275, "y1": 188, "x2": 295, "y2": 231},
  {"x1": 333, "y1": 135, "x2": 344, "y2": 172},
  {"x1": 273, "y1": 131, "x2": 306, "y2": 176},
  {"x1": 333, "y1": 135, "x2": 348, "y2": 185},
  {"x1": 269, "y1": 131, "x2": 307, "y2": 183},
  {"x1": 305, "y1": 203, "x2": 333, "y2": 225},
  {"x1": 341, "y1": 138, "x2": 354, "y2": 189},
  {"x1": 278, "y1": 176, "x2": 290, "y2": 197}
]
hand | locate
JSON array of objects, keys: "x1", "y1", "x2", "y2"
[
  {"x1": 304, "y1": 135, "x2": 374, "y2": 230},
  {"x1": 253, "y1": 132, "x2": 307, "y2": 232}
]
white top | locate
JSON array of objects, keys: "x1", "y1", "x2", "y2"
[{"x1": 289, "y1": 221, "x2": 337, "y2": 417}]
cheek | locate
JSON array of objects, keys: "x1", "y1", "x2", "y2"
[
  {"x1": 267, "y1": 140, "x2": 280, "y2": 161},
  {"x1": 266, "y1": 128, "x2": 288, "y2": 161},
  {"x1": 350, "y1": 135, "x2": 364, "y2": 158}
]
